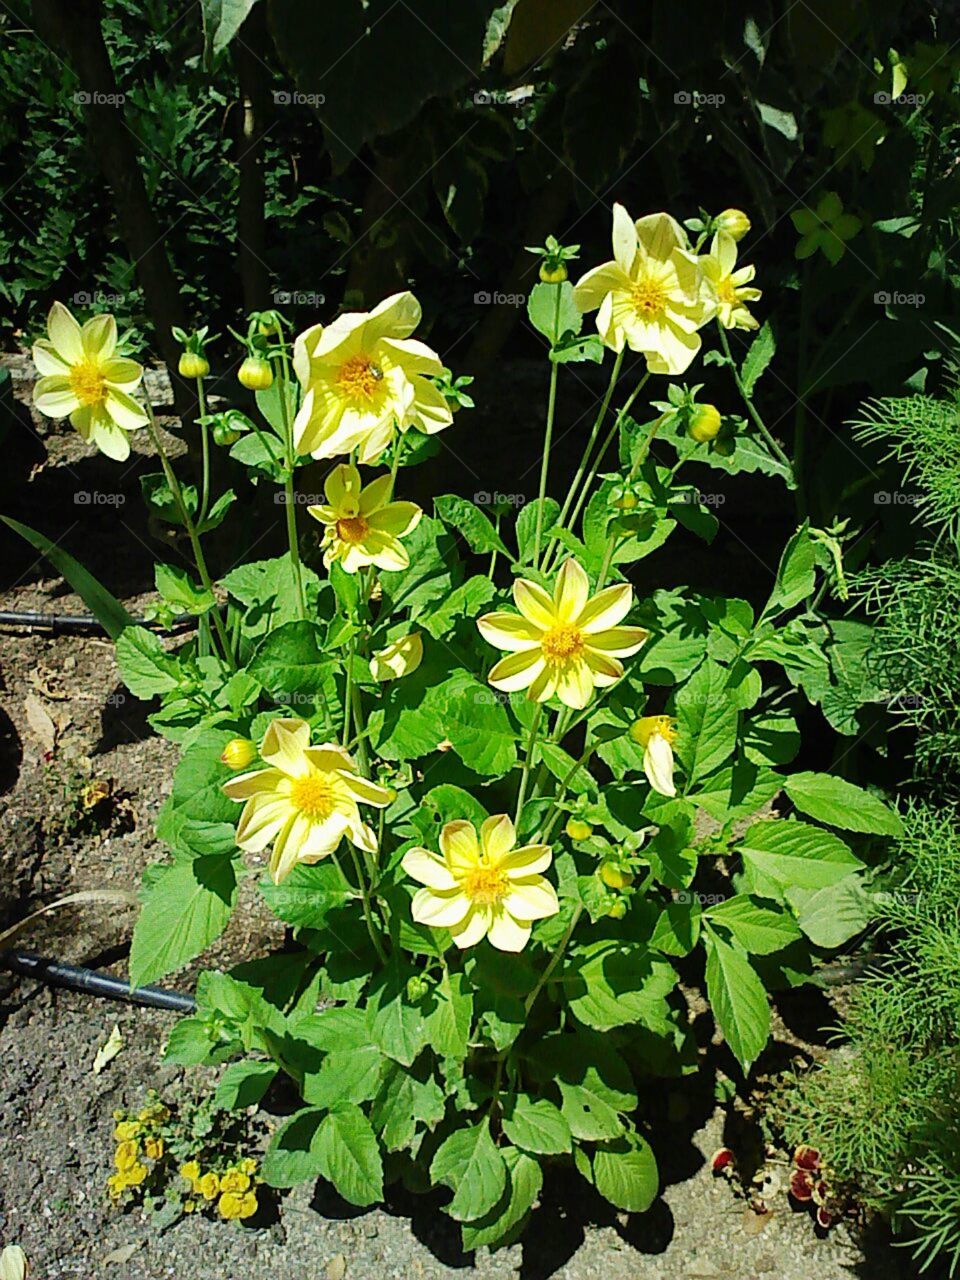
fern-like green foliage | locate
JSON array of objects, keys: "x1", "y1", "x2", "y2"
[{"x1": 772, "y1": 800, "x2": 960, "y2": 1274}]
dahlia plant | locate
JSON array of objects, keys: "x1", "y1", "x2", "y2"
[{"x1": 19, "y1": 203, "x2": 902, "y2": 1248}]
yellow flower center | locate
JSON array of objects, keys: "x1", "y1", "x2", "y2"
[
  {"x1": 336, "y1": 515, "x2": 370, "y2": 544},
  {"x1": 717, "y1": 277, "x2": 738, "y2": 305},
  {"x1": 631, "y1": 276, "x2": 668, "y2": 318},
  {"x1": 289, "y1": 773, "x2": 338, "y2": 820},
  {"x1": 631, "y1": 714, "x2": 678, "y2": 748},
  {"x1": 69, "y1": 358, "x2": 107, "y2": 408},
  {"x1": 337, "y1": 354, "x2": 383, "y2": 403},
  {"x1": 462, "y1": 863, "x2": 508, "y2": 906},
  {"x1": 541, "y1": 623, "x2": 584, "y2": 663}
]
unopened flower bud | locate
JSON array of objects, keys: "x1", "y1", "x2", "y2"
[
  {"x1": 715, "y1": 208, "x2": 751, "y2": 241},
  {"x1": 238, "y1": 355, "x2": 273, "y2": 390},
  {"x1": 179, "y1": 351, "x2": 210, "y2": 379},
  {"x1": 689, "y1": 403, "x2": 722, "y2": 443},
  {"x1": 221, "y1": 738, "x2": 256, "y2": 769},
  {"x1": 599, "y1": 861, "x2": 634, "y2": 890},
  {"x1": 565, "y1": 817, "x2": 593, "y2": 841}
]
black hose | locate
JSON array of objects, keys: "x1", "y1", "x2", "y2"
[
  {"x1": 1, "y1": 950, "x2": 196, "y2": 1013},
  {"x1": 0, "y1": 609, "x2": 196, "y2": 634}
]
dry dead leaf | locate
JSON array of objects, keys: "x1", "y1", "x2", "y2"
[
  {"x1": 102, "y1": 1243, "x2": 140, "y2": 1265},
  {"x1": 23, "y1": 693, "x2": 56, "y2": 754},
  {"x1": 93, "y1": 1024, "x2": 124, "y2": 1075}
]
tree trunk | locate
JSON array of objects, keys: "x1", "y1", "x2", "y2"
[
  {"x1": 236, "y1": 6, "x2": 271, "y2": 312},
  {"x1": 32, "y1": 0, "x2": 190, "y2": 411}
]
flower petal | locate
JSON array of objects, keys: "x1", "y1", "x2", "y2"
[
  {"x1": 644, "y1": 734, "x2": 676, "y2": 797},
  {"x1": 449, "y1": 905, "x2": 491, "y2": 949},
  {"x1": 223, "y1": 766, "x2": 286, "y2": 801},
  {"x1": 105, "y1": 387, "x2": 148, "y2": 431},
  {"x1": 554, "y1": 657, "x2": 595, "y2": 709},
  {"x1": 102, "y1": 357, "x2": 143, "y2": 390},
  {"x1": 440, "y1": 819, "x2": 480, "y2": 872},
  {"x1": 411, "y1": 885, "x2": 471, "y2": 928},
  {"x1": 553, "y1": 559, "x2": 590, "y2": 622},
  {"x1": 33, "y1": 375, "x2": 79, "y2": 419},
  {"x1": 260, "y1": 718, "x2": 312, "y2": 776},
  {"x1": 369, "y1": 500, "x2": 421, "y2": 538},
  {"x1": 576, "y1": 582, "x2": 633, "y2": 632},
  {"x1": 325, "y1": 462, "x2": 362, "y2": 515},
  {"x1": 235, "y1": 793, "x2": 289, "y2": 852},
  {"x1": 584, "y1": 625, "x2": 649, "y2": 657},
  {"x1": 32, "y1": 339, "x2": 70, "y2": 376},
  {"x1": 488, "y1": 648, "x2": 545, "y2": 693},
  {"x1": 572, "y1": 261, "x2": 632, "y2": 314},
  {"x1": 513, "y1": 578, "x2": 555, "y2": 629},
  {"x1": 82, "y1": 313, "x2": 117, "y2": 361},
  {"x1": 477, "y1": 611, "x2": 542, "y2": 652},
  {"x1": 358, "y1": 472, "x2": 393, "y2": 515},
  {"x1": 611, "y1": 202, "x2": 639, "y2": 273},
  {"x1": 502, "y1": 843, "x2": 553, "y2": 877},
  {"x1": 402, "y1": 846, "x2": 458, "y2": 890},
  {"x1": 503, "y1": 876, "x2": 559, "y2": 921},
  {"x1": 47, "y1": 301, "x2": 84, "y2": 363},
  {"x1": 90, "y1": 416, "x2": 132, "y2": 461},
  {"x1": 479, "y1": 814, "x2": 516, "y2": 863},
  {"x1": 363, "y1": 290, "x2": 422, "y2": 343},
  {"x1": 486, "y1": 907, "x2": 531, "y2": 952}
]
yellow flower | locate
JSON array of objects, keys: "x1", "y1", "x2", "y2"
[
  {"x1": 31, "y1": 302, "x2": 148, "y2": 460},
  {"x1": 477, "y1": 559, "x2": 648, "y2": 710},
  {"x1": 306, "y1": 463, "x2": 421, "y2": 573},
  {"x1": 700, "y1": 232, "x2": 762, "y2": 331},
  {"x1": 218, "y1": 1190, "x2": 258, "y2": 1220},
  {"x1": 180, "y1": 1160, "x2": 201, "y2": 1183},
  {"x1": 223, "y1": 717, "x2": 392, "y2": 884},
  {"x1": 113, "y1": 1120, "x2": 141, "y2": 1142},
  {"x1": 573, "y1": 205, "x2": 716, "y2": 375},
  {"x1": 370, "y1": 632, "x2": 424, "y2": 681},
  {"x1": 221, "y1": 738, "x2": 257, "y2": 769},
  {"x1": 114, "y1": 1140, "x2": 140, "y2": 1172},
  {"x1": 402, "y1": 814, "x2": 559, "y2": 952},
  {"x1": 123, "y1": 1163, "x2": 148, "y2": 1188},
  {"x1": 143, "y1": 1136, "x2": 164, "y2": 1161},
  {"x1": 198, "y1": 1171, "x2": 220, "y2": 1200},
  {"x1": 293, "y1": 292, "x2": 453, "y2": 464},
  {"x1": 714, "y1": 208, "x2": 751, "y2": 241},
  {"x1": 629, "y1": 715, "x2": 678, "y2": 797},
  {"x1": 219, "y1": 1169, "x2": 251, "y2": 1194},
  {"x1": 240, "y1": 1157, "x2": 258, "y2": 1176},
  {"x1": 183, "y1": 1199, "x2": 197, "y2": 1214},
  {"x1": 106, "y1": 1173, "x2": 126, "y2": 1200}
]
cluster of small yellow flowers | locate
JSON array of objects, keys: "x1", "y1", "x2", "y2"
[
  {"x1": 106, "y1": 1102, "x2": 169, "y2": 1200},
  {"x1": 180, "y1": 1158, "x2": 259, "y2": 1220}
]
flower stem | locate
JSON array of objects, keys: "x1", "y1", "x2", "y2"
[
  {"x1": 275, "y1": 359, "x2": 307, "y2": 621},
  {"x1": 514, "y1": 703, "x2": 543, "y2": 826},
  {"x1": 532, "y1": 287, "x2": 562, "y2": 565},
  {"x1": 144, "y1": 404, "x2": 236, "y2": 670},
  {"x1": 716, "y1": 324, "x2": 792, "y2": 470},
  {"x1": 346, "y1": 844, "x2": 387, "y2": 965},
  {"x1": 196, "y1": 375, "x2": 210, "y2": 525},
  {"x1": 541, "y1": 348, "x2": 624, "y2": 569},
  {"x1": 524, "y1": 903, "x2": 582, "y2": 1016}
]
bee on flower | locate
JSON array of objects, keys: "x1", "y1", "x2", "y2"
[
  {"x1": 293, "y1": 292, "x2": 453, "y2": 463},
  {"x1": 306, "y1": 463, "x2": 421, "y2": 573},
  {"x1": 31, "y1": 302, "x2": 148, "y2": 460},
  {"x1": 403, "y1": 814, "x2": 559, "y2": 952},
  {"x1": 222, "y1": 717, "x2": 393, "y2": 884},
  {"x1": 572, "y1": 204, "x2": 717, "y2": 375},
  {"x1": 478, "y1": 559, "x2": 648, "y2": 710}
]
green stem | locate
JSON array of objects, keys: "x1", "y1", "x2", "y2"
[
  {"x1": 540, "y1": 742, "x2": 595, "y2": 845},
  {"x1": 717, "y1": 324, "x2": 792, "y2": 471},
  {"x1": 541, "y1": 348, "x2": 625, "y2": 567},
  {"x1": 347, "y1": 844, "x2": 387, "y2": 964},
  {"x1": 275, "y1": 355, "x2": 307, "y2": 621},
  {"x1": 524, "y1": 904, "x2": 583, "y2": 1016},
  {"x1": 342, "y1": 639, "x2": 356, "y2": 748},
  {"x1": 594, "y1": 409, "x2": 663, "y2": 591},
  {"x1": 144, "y1": 404, "x2": 236, "y2": 670},
  {"x1": 533, "y1": 286, "x2": 563, "y2": 566},
  {"x1": 514, "y1": 703, "x2": 544, "y2": 826},
  {"x1": 488, "y1": 512, "x2": 502, "y2": 581},
  {"x1": 196, "y1": 376, "x2": 210, "y2": 525}
]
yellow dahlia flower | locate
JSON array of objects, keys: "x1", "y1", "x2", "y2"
[
  {"x1": 700, "y1": 232, "x2": 762, "y2": 331},
  {"x1": 573, "y1": 204, "x2": 716, "y2": 375},
  {"x1": 32, "y1": 302, "x2": 148, "y2": 460},
  {"x1": 222, "y1": 717, "x2": 392, "y2": 884},
  {"x1": 629, "y1": 715, "x2": 678, "y2": 797},
  {"x1": 306, "y1": 463, "x2": 421, "y2": 573},
  {"x1": 370, "y1": 631, "x2": 423, "y2": 681},
  {"x1": 293, "y1": 291, "x2": 453, "y2": 463},
  {"x1": 477, "y1": 559, "x2": 649, "y2": 710},
  {"x1": 402, "y1": 814, "x2": 558, "y2": 952}
]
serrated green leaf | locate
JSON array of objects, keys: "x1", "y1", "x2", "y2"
[
  {"x1": 431, "y1": 1120, "x2": 506, "y2": 1222},
  {"x1": 435, "y1": 494, "x2": 510, "y2": 557},
  {"x1": 592, "y1": 1131, "x2": 658, "y2": 1213},
  {"x1": 461, "y1": 1147, "x2": 542, "y2": 1251},
  {"x1": 675, "y1": 658, "x2": 739, "y2": 785},
  {"x1": 315, "y1": 1106, "x2": 383, "y2": 1206},
  {"x1": 740, "y1": 319, "x2": 776, "y2": 395},
  {"x1": 501, "y1": 1095, "x2": 571, "y2": 1155},
  {"x1": 705, "y1": 894, "x2": 802, "y2": 954},
  {"x1": 704, "y1": 931, "x2": 770, "y2": 1071},
  {"x1": 129, "y1": 854, "x2": 238, "y2": 986},
  {"x1": 782, "y1": 772, "x2": 903, "y2": 836}
]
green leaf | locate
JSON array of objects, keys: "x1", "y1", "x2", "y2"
[
  {"x1": 738, "y1": 818, "x2": 861, "y2": 894},
  {"x1": 704, "y1": 931, "x2": 770, "y2": 1071},
  {"x1": 430, "y1": 1120, "x2": 507, "y2": 1222},
  {"x1": 129, "y1": 854, "x2": 238, "y2": 986},
  {"x1": 527, "y1": 281, "x2": 581, "y2": 345},
  {"x1": 379, "y1": 516, "x2": 459, "y2": 617},
  {"x1": 763, "y1": 524, "x2": 815, "y2": 617},
  {"x1": 315, "y1": 1106, "x2": 384, "y2": 1207},
  {"x1": 1, "y1": 516, "x2": 134, "y2": 639},
  {"x1": 154, "y1": 563, "x2": 214, "y2": 615},
  {"x1": 501, "y1": 1095, "x2": 571, "y2": 1156},
  {"x1": 675, "y1": 658, "x2": 739, "y2": 785},
  {"x1": 435, "y1": 494, "x2": 510, "y2": 557},
  {"x1": 214, "y1": 1060, "x2": 278, "y2": 1110},
  {"x1": 461, "y1": 1147, "x2": 542, "y2": 1252},
  {"x1": 248, "y1": 620, "x2": 334, "y2": 698},
  {"x1": 563, "y1": 941, "x2": 676, "y2": 1034},
  {"x1": 303, "y1": 1045, "x2": 384, "y2": 1109},
  {"x1": 420, "y1": 576, "x2": 495, "y2": 639},
  {"x1": 367, "y1": 959, "x2": 429, "y2": 1067},
  {"x1": 531, "y1": 1033, "x2": 635, "y2": 1142},
  {"x1": 786, "y1": 877, "x2": 871, "y2": 948},
  {"x1": 516, "y1": 497, "x2": 561, "y2": 564},
  {"x1": 371, "y1": 1064, "x2": 446, "y2": 1153},
  {"x1": 592, "y1": 1132, "x2": 659, "y2": 1213},
  {"x1": 782, "y1": 772, "x2": 904, "y2": 837},
  {"x1": 739, "y1": 319, "x2": 776, "y2": 396},
  {"x1": 744, "y1": 712, "x2": 800, "y2": 765},
  {"x1": 164, "y1": 728, "x2": 239, "y2": 825},
  {"x1": 200, "y1": 0, "x2": 260, "y2": 57},
  {"x1": 262, "y1": 1107, "x2": 325, "y2": 1188},
  {"x1": 704, "y1": 895, "x2": 802, "y2": 954},
  {"x1": 259, "y1": 862, "x2": 356, "y2": 929},
  {"x1": 426, "y1": 971, "x2": 474, "y2": 1061},
  {"x1": 116, "y1": 626, "x2": 183, "y2": 698}
]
